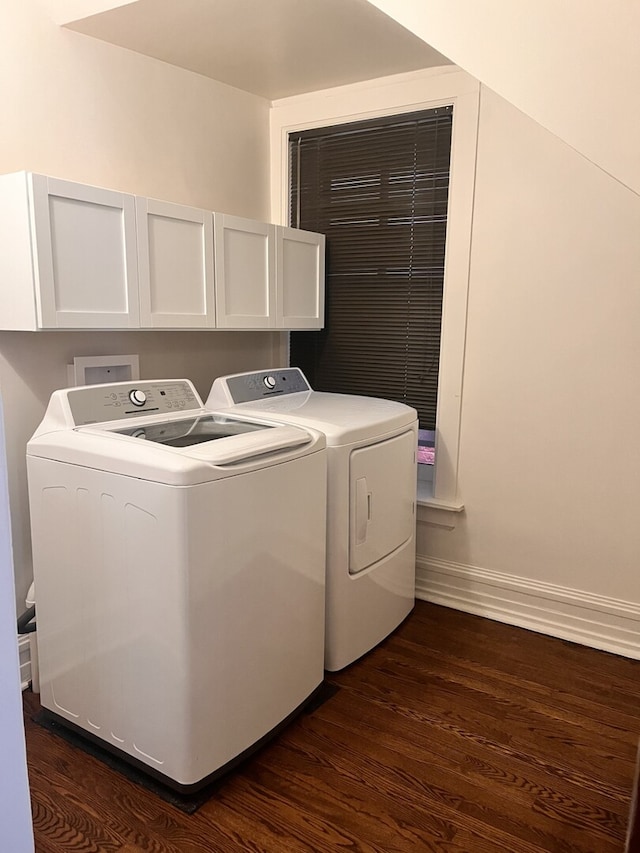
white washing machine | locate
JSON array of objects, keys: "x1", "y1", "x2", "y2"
[
  {"x1": 207, "y1": 368, "x2": 417, "y2": 672},
  {"x1": 27, "y1": 379, "x2": 327, "y2": 792}
]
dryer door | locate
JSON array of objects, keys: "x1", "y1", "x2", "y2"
[{"x1": 349, "y1": 429, "x2": 416, "y2": 574}]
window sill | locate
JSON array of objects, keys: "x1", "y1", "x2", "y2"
[
  {"x1": 417, "y1": 487, "x2": 464, "y2": 530},
  {"x1": 417, "y1": 493, "x2": 465, "y2": 512},
  {"x1": 417, "y1": 468, "x2": 463, "y2": 511}
]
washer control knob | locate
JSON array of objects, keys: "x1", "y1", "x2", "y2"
[
  {"x1": 129, "y1": 389, "x2": 147, "y2": 407},
  {"x1": 263, "y1": 375, "x2": 276, "y2": 390}
]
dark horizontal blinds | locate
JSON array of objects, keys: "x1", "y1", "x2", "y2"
[{"x1": 289, "y1": 106, "x2": 453, "y2": 430}]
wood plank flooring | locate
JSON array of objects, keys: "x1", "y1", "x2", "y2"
[{"x1": 22, "y1": 602, "x2": 640, "y2": 852}]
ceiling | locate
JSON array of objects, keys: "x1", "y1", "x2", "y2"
[{"x1": 61, "y1": 0, "x2": 451, "y2": 100}]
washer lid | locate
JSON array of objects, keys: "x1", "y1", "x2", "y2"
[
  {"x1": 113, "y1": 412, "x2": 272, "y2": 447},
  {"x1": 27, "y1": 417, "x2": 319, "y2": 485},
  {"x1": 213, "y1": 392, "x2": 417, "y2": 445},
  {"x1": 28, "y1": 381, "x2": 323, "y2": 485}
]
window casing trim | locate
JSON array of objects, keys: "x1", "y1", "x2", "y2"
[{"x1": 270, "y1": 68, "x2": 480, "y2": 511}]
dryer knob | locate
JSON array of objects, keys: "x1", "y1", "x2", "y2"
[
  {"x1": 129, "y1": 389, "x2": 147, "y2": 407},
  {"x1": 263, "y1": 375, "x2": 276, "y2": 390}
]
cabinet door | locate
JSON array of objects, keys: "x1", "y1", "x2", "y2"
[
  {"x1": 136, "y1": 198, "x2": 214, "y2": 328},
  {"x1": 214, "y1": 214, "x2": 276, "y2": 329},
  {"x1": 30, "y1": 175, "x2": 139, "y2": 328},
  {"x1": 276, "y1": 226, "x2": 325, "y2": 329}
]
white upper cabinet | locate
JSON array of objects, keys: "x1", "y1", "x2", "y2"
[
  {"x1": 276, "y1": 226, "x2": 325, "y2": 329},
  {"x1": 214, "y1": 214, "x2": 276, "y2": 329},
  {"x1": 31, "y1": 174, "x2": 140, "y2": 329},
  {"x1": 0, "y1": 172, "x2": 139, "y2": 329},
  {"x1": 215, "y1": 217, "x2": 326, "y2": 330},
  {"x1": 0, "y1": 172, "x2": 324, "y2": 331},
  {"x1": 136, "y1": 198, "x2": 215, "y2": 329}
]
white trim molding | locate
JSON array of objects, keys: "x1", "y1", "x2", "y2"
[
  {"x1": 416, "y1": 555, "x2": 640, "y2": 660},
  {"x1": 270, "y1": 67, "x2": 480, "y2": 507}
]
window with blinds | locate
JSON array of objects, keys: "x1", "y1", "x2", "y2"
[{"x1": 289, "y1": 106, "x2": 453, "y2": 431}]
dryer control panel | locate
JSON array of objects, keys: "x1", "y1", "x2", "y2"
[
  {"x1": 221, "y1": 369, "x2": 311, "y2": 404},
  {"x1": 67, "y1": 380, "x2": 202, "y2": 425}
]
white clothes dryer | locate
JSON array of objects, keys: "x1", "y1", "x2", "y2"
[
  {"x1": 27, "y1": 379, "x2": 326, "y2": 792},
  {"x1": 207, "y1": 368, "x2": 417, "y2": 672}
]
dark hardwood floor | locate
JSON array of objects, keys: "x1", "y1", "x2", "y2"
[{"x1": 22, "y1": 602, "x2": 640, "y2": 852}]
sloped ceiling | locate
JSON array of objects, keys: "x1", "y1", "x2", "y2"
[
  {"x1": 368, "y1": 0, "x2": 640, "y2": 196},
  {"x1": 49, "y1": 0, "x2": 451, "y2": 100}
]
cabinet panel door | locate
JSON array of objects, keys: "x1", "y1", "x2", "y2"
[
  {"x1": 31, "y1": 175, "x2": 139, "y2": 329},
  {"x1": 136, "y1": 198, "x2": 214, "y2": 328},
  {"x1": 276, "y1": 226, "x2": 325, "y2": 329},
  {"x1": 214, "y1": 214, "x2": 276, "y2": 329}
]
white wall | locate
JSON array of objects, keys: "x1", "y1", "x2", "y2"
[
  {"x1": 367, "y1": 0, "x2": 640, "y2": 197},
  {"x1": 417, "y1": 86, "x2": 640, "y2": 654},
  {"x1": 419, "y1": 83, "x2": 640, "y2": 596},
  {"x1": 0, "y1": 0, "x2": 278, "y2": 610},
  {"x1": 3, "y1": 1, "x2": 271, "y2": 215}
]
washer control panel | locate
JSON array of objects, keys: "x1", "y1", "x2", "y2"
[
  {"x1": 224, "y1": 369, "x2": 311, "y2": 403},
  {"x1": 67, "y1": 380, "x2": 201, "y2": 425}
]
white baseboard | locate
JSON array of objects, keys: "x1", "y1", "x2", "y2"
[
  {"x1": 18, "y1": 634, "x2": 31, "y2": 691},
  {"x1": 416, "y1": 555, "x2": 640, "y2": 660}
]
